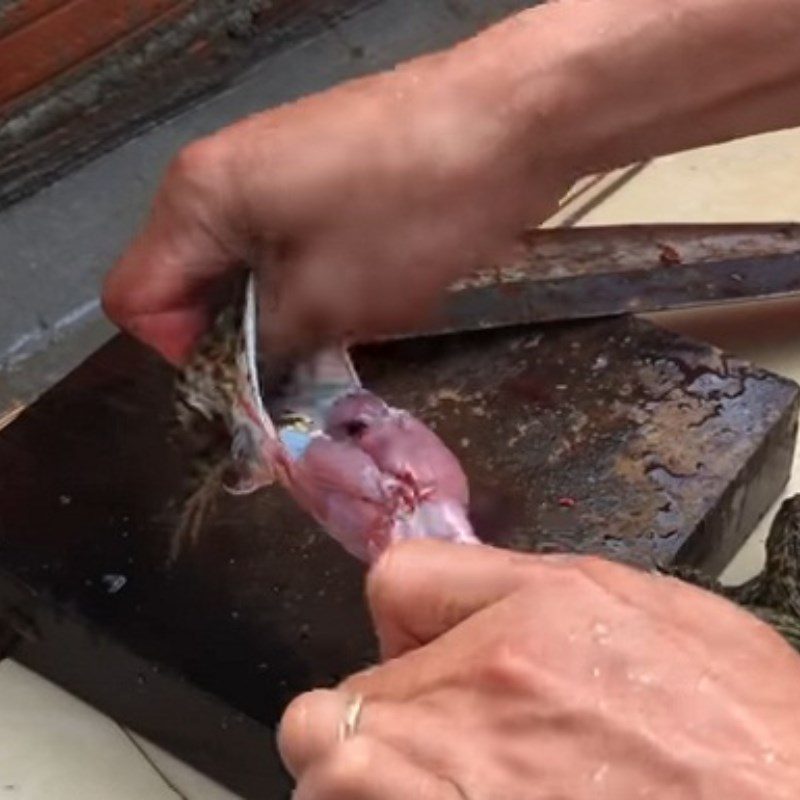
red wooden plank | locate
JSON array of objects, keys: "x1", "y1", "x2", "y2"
[
  {"x1": 0, "y1": 0, "x2": 186, "y2": 106},
  {"x1": 0, "y1": 0, "x2": 67, "y2": 37}
]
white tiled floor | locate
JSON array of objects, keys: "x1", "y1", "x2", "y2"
[
  {"x1": 0, "y1": 661, "x2": 187, "y2": 800},
  {"x1": 2, "y1": 127, "x2": 800, "y2": 797}
]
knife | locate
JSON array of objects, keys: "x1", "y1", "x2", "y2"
[{"x1": 390, "y1": 223, "x2": 800, "y2": 338}]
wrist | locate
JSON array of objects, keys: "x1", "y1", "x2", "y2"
[
  {"x1": 405, "y1": 26, "x2": 582, "y2": 222},
  {"x1": 449, "y1": 0, "x2": 800, "y2": 182},
  {"x1": 433, "y1": 8, "x2": 596, "y2": 194}
]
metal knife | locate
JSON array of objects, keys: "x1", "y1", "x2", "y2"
[{"x1": 391, "y1": 223, "x2": 800, "y2": 338}]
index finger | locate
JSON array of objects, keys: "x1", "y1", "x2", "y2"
[
  {"x1": 102, "y1": 140, "x2": 242, "y2": 365},
  {"x1": 365, "y1": 540, "x2": 539, "y2": 660}
]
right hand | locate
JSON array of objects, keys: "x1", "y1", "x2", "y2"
[{"x1": 279, "y1": 542, "x2": 800, "y2": 799}]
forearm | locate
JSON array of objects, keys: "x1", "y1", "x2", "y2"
[
  {"x1": 106, "y1": 0, "x2": 800, "y2": 360},
  {"x1": 451, "y1": 0, "x2": 800, "y2": 176}
]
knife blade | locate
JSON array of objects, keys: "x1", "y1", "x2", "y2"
[{"x1": 390, "y1": 223, "x2": 800, "y2": 339}]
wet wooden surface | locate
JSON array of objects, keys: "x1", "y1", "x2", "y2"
[{"x1": 0, "y1": 316, "x2": 797, "y2": 797}]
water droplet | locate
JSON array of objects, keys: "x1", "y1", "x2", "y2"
[
  {"x1": 592, "y1": 763, "x2": 609, "y2": 784},
  {"x1": 696, "y1": 674, "x2": 712, "y2": 693},
  {"x1": 626, "y1": 669, "x2": 655, "y2": 686},
  {"x1": 101, "y1": 574, "x2": 126, "y2": 594},
  {"x1": 591, "y1": 622, "x2": 611, "y2": 644},
  {"x1": 58, "y1": 495, "x2": 71, "y2": 506}
]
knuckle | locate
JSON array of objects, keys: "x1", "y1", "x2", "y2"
[
  {"x1": 572, "y1": 553, "x2": 605, "y2": 571},
  {"x1": 572, "y1": 553, "x2": 641, "y2": 590},
  {"x1": 533, "y1": 552, "x2": 618, "y2": 590},
  {"x1": 170, "y1": 137, "x2": 214, "y2": 178},
  {"x1": 321, "y1": 738, "x2": 376, "y2": 794},
  {"x1": 366, "y1": 540, "x2": 443, "y2": 623},
  {"x1": 366, "y1": 540, "x2": 416, "y2": 613},
  {"x1": 477, "y1": 641, "x2": 536, "y2": 691},
  {"x1": 166, "y1": 134, "x2": 230, "y2": 196},
  {"x1": 576, "y1": 554, "x2": 616, "y2": 574},
  {"x1": 277, "y1": 691, "x2": 321, "y2": 762}
]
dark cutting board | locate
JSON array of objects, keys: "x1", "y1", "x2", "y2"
[{"x1": 0, "y1": 316, "x2": 797, "y2": 798}]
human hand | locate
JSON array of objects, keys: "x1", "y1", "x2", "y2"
[
  {"x1": 278, "y1": 541, "x2": 800, "y2": 799},
  {"x1": 103, "y1": 46, "x2": 573, "y2": 365},
  {"x1": 103, "y1": 0, "x2": 800, "y2": 367}
]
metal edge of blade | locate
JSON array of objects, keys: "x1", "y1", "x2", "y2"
[
  {"x1": 341, "y1": 346, "x2": 362, "y2": 390},
  {"x1": 241, "y1": 273, "x2": 278, "y2": 439}
]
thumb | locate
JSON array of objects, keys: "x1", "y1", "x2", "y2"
[{"x1": 365, "y1": 540, "x2": 535, "y2": 660}]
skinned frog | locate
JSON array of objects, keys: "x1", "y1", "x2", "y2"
[{"x1": 171, "y1": 274, "x2": 478, "y2": 563}]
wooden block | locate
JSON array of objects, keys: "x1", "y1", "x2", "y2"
[{"x1": 0, "y1": 317, "x2": 796, "y2": 797}]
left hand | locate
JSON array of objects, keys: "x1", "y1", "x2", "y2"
[
  {"x1": 102, "y1": 47, "x2": 571, "y2": 366},
  {"x1": 277, "y1": 541, "x2": 800, "y2": 799}
]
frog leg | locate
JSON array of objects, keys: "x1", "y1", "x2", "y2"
[
  {"x1": 759, "y1": 494, "x2": 800, "y2": 616},
  {"x1": 169, "y1": 457, "x2": 229, "y2": 563}
]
